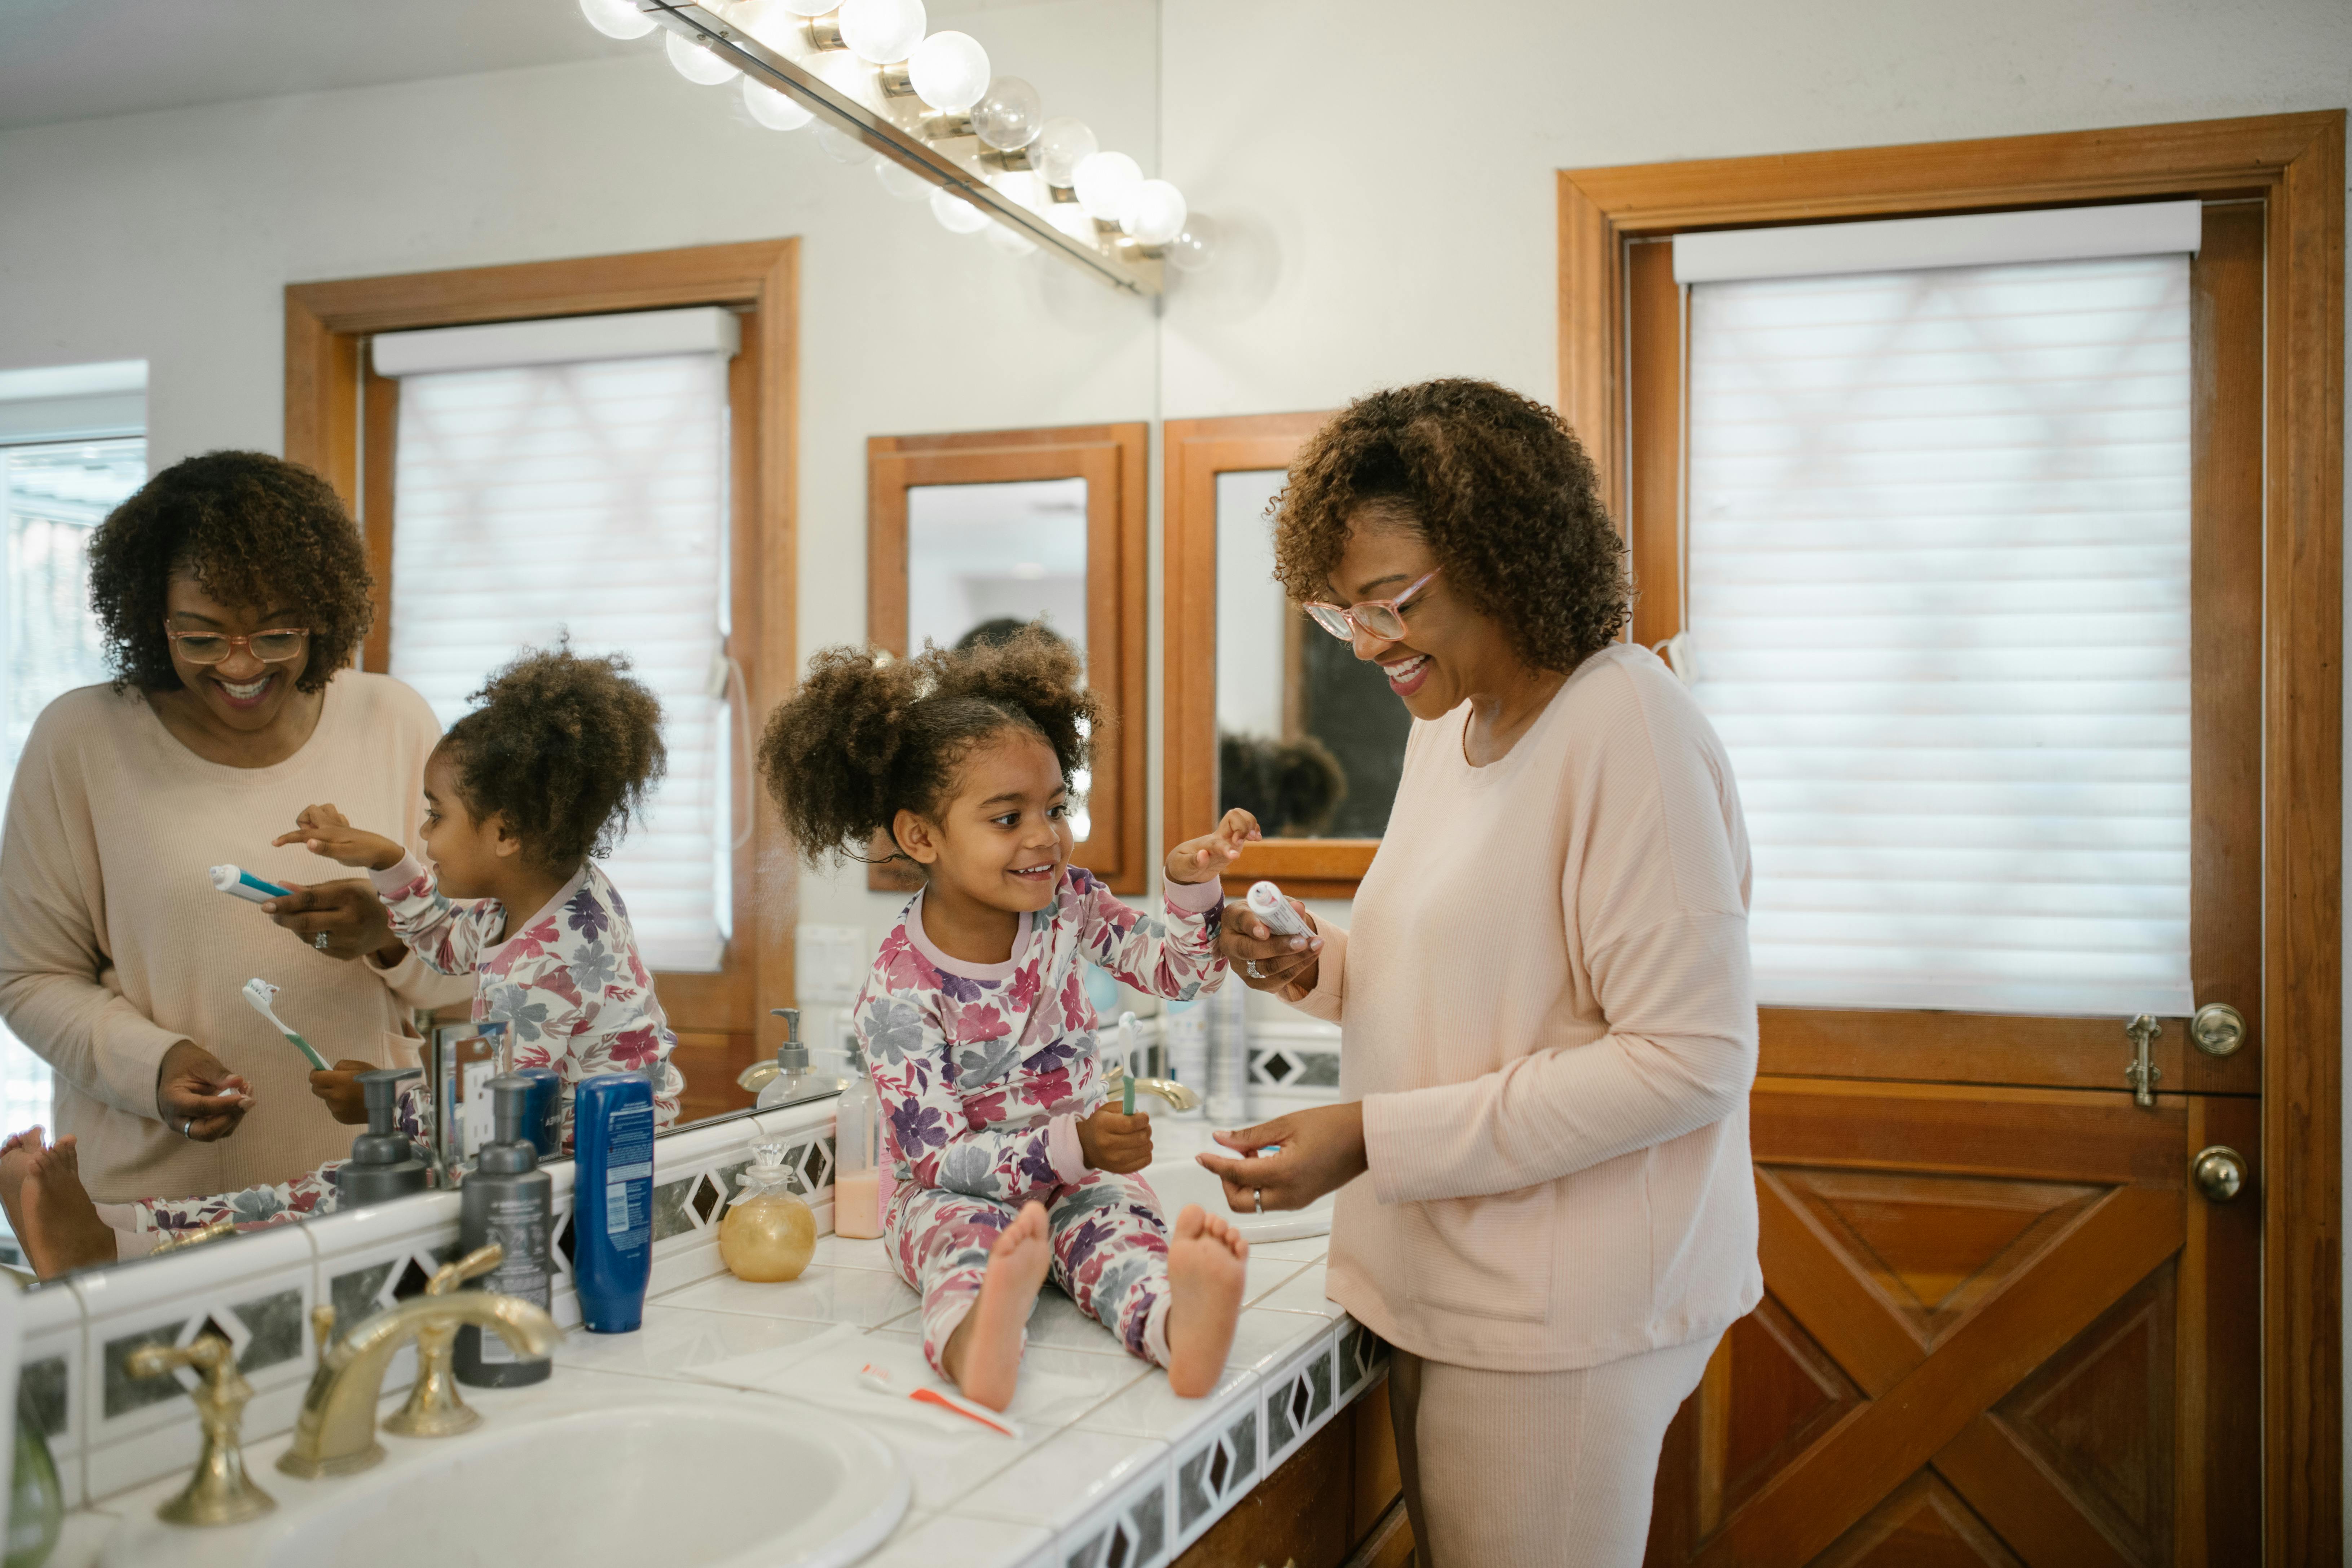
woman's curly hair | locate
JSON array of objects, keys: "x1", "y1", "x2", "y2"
[
  {"x1": 440, "y1": 645, "x2": 666, "y2": 875},
  {"x1": 1273, "y1": 379, "x2": 1631, "y2": 671},
  {"x1": 759, "y1": 625, "x2": 1100, "y2": 871},
  {"x1": 86, "y1": 450, "x2": 374, "y2": 694}
]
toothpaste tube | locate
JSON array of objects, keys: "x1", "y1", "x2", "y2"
[
  {"x1": 211, "y1": 865, "x2": 291, "y2": 905},
  {"x1": 1246, "y1": 881, "x2": 1312, "y2": 940}
]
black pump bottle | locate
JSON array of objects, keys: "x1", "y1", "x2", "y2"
[
  {"x1": 455, "y1": 1074, "x2": 555, "y2": 1387},
  {"x1": 334, "y1": 1067, "x2": 429, "y2": 1206}
]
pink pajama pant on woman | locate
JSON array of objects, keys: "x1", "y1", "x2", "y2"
[{"x1": 888, "y1": 1170, "x2": 1175, "y2": 1372}]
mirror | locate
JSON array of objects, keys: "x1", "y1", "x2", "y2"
[{"x1": 0, "y1": 0, "x2": 1162, "y2": 1284}]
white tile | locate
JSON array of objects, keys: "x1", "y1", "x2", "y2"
[
  {"x1": 957, "y1": 1427, "x2": 1168, "y2": 1534},
  {"x1": 1222, "y1": 1308, "x2": 1328, "y2": 1380},
  {"x1": 808, "y1": 1234, "x2": 895, "y2": 1272},
  {"x1": 43, "y1": 1508, "x2": 124, "y2": 1568},
  {"x1": 837, "y1": 1393, "x2": 1048, "y2": 1513},
  {"x1": 19, "y1": 1277, "x2": 85, "y2": 1506},
  {"x1": 1255, "y1": 1261, "x2": 1345, "y2": 1320},
  {"x1": 72, "y1": 1223, "x2": 309, "y2": 1320},
  {"x1": 1239, "y1": 1254, "x2": 1308, "y2": 1307},
  {"x1": 1240, "y1": 1234, "x2": 1329, "y2": 1263},
  {"x1": 862, "y1": 1329, "x2": 1149, "y2": 1433},
  {"x1": 862, "y1": 1511, "x2": 1052, "y2": 1568},
  {"x1": 551, "y1": 1304, "x2": 838, "y2": 1382},
  {"x1": 658, "y1": 1262, "x2": 919, "y2": 1327},
  {"x1": 1078, "y1": 1358, "x2": 1256, "y2": 1449},
  {"x1": 1020, "y1": 1283, "x2": 1136, "y2": 1357}
]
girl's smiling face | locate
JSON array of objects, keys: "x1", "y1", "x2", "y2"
[
  {"x1": 896, "y1": 730, "x2": 1075, "y2": 915},
  {"x1": 417, "y1": 746, "x2": 514, "y2": 900}
]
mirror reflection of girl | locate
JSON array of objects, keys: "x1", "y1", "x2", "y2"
[
  {"x1": 0, "y1": 646, "x2": 685, "y2": 1277},
  {"x1": 763, "y1": 628, "x2": 1260, "y2": 1409}
]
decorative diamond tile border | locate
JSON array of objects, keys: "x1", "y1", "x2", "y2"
[
  {"x1": 1061, "y1": 1456, "x2": 1171, "y2": 1568},
  {"x1": 1171, "y1": 1403, "x2": 1260, "y2": 1552},
  {"x1": 1261, "y1": 1335, "x2": 1337, "y2": 1470},
  {"x1": 1247, "y1": 1046, "x2": 1340, "y2": 1091},
  {"x1": 1336, "y1": 1320, "x2": 1387, "y2": 1403}
]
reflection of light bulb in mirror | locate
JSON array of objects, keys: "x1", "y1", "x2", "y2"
[
  {"x1": 929, "y1": 188, "x2": 990, "y2": 234},
  {"x1": 837, "y1": 0, "x2": 924, "y2": 62},
  {"x1": 1165, "y1": 212, "x2": 1219, "y2": 273},
  {"x1": 742, "y1": 77, "x2": 815, "y2": 130},
  {"x1": 873, "y1": 157, "x2": 932, "y2": 201},
  {"x1": 666, "y1": 30, "x2": 742, "y2": 84},
  {"x1": 816, "y1": 125, "x2": 873, "y2": 164},
  {"x1": 780, "y1": 0, "x2": 838, "y2": 12},
  {"x1": 908, "y1": 31, "x2": 989, "y2": 113},
  {"x1": 579, "y1": 0, "x2": 657, "y2": 38},
  {"x1": 989, "y1": 169, "x2": 1048, "y2": 214},
  {"x1": 1121, "y1": 179, "x2": 1186, "y2": 246},
  {"x1": 1071, "y1": 151, "x2": 1141, "y2": 222},
  {"x1": 1032, "y1": 117, "x2": 1096, "y2": 187},
  {"x1": 723, "y1": 0, "x2": 798, "y2": 45},
  {"x1": 970, "y1": 76, "x2": 1041, "y2": 150},
  {"x1": 1044, "y1": 202, "x2": 1097, "y2": 243},
  {"x1": 985, "y1": 223, "x2": 1038, "y2": 257}
]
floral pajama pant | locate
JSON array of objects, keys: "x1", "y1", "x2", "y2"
[{"x1": 888, "y1": 1170, "x2": 1175, "y2": 1374}]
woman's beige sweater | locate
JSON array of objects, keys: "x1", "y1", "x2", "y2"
[
  {"x1": 1295, "y1": 642, "x2": 1763, "y2": 1372},
  {"x1": 0, "y1": 673, "x2": 471, "y2": 1203}
]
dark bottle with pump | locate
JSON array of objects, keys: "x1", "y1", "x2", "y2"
[
  {"x1": 334, "y1": 1068, "x2": 430, "y2": 1206},
  {"x1": 455, "y1": 1074, "x2": 554, "y2": 1388}
]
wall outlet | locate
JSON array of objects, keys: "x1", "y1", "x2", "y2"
[{"x1": 796, "y1": 924, "x2": 869, "y2": 1005}]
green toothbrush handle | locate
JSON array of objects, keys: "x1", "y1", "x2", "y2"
[{"x1": 284, "y1": 1033, "x2": 329, "y2": 1073}]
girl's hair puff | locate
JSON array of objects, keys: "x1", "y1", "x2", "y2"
[
  {"x1": 439, "y1": 643, "x2": 666, "y2": 874},
  {"x1": 760, "y1": 625, "x2": 1099, "y2": 870}
]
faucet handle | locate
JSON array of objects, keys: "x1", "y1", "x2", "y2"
[
  {"x1": 125, "y1": 1335, "x2": 275, "y2": 1525},
  {"x1": 425, "y1": 1242, "x2": 505, "y2": 1298},
  {"x1": 310, "y1": 1303, "x2": 338, "y2": 1359},
  {"x1": 126, "y1": 1331, "x2": 234, "y2": 1386}
]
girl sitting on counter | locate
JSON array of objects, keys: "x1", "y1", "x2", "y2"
[
  {"x1": 0, "y1": 645, "x2": 683, "y2": 1276},
  {"x1": 761, "y1": 627, "x2": 1256, "y2": 1409}
]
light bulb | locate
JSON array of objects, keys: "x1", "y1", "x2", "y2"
[
  {"x1": 742, "y1": 78, "x2": 815, "y2": 130},
  {"x1": 873, "y1": 156, "x2": 933, "y2": 201},
  {"x1": 1045, "y1": 202, "x2": 1097, "y2": 243},
  {"x1": 781, "y1": 0, "x2": 837, "y2": 12},
  {"x1": 908, "y1": 31, "x2": 990, "y2": 114},
  {"x1": 986, "y1": 223, "x2": 1038, "y2": 257},
  {"x1": 1032, "y1": 116, "x2": 1097, "y2": 187},
  {"x1": 579, "y1": 0, "x2": 657, "y2": 39},
  {"x1": 1121, "y1": 179, "x2": 1187, "y2": 246},
  {"x1": 930, "y1": 188, "x2": 990, "y2": 234},
  {"x1": 666, "y1": 30, "x2": 741, "y2": 85},
  {"x1": 1166, "y1": 212, "x2": 1219, "y2": 273},
  {"x1": 1071, "y1": 150, "x2": 1141, "y2": 222},
  {"x1": 816, "y1": 125, "x2": 873, "y2": 164},
  {"x1": 971, "y1": 76, "x2": 1042, "y2": 151},
  {"x1": 838, "y1": 0, "x2": 925, "y2": 63}
]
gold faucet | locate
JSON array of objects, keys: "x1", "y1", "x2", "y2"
[
  {"x1": 149, "y1": 1217, "x2": 238, "y2": 1256},
  {"x1": 125, "y1": 1334, "x2": 275, "y2": 1526},
  {"x1": 277, "y1": 1242, "x2": 560, "y2": 1479},
  {"x1": 1106, "y1": 1071, "x2": 1202, "y2": 1114}
]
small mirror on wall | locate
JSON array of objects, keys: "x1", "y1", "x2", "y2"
[
  {"x1": 868, "y1": 425, "x2": 1148, "y2": 893},
  {"x1": 1167, "y1": 411, "x2": 1399, "y2": 900}
]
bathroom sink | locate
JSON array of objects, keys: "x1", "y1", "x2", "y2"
[
  {"x1": 1145, "y1": 1152, "x2": 1335, "y2": 1243},
  {"x1": 100, "y1": 1395, "x2": 908, "y2": 1568}
]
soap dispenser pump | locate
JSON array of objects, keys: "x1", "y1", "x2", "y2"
[
  {"x1": 755, "y1": 1007, "x2": 812, "y2": 1109},
  {"x1": 334, "y1": 1067, "x2": 428, "y2": 1206},
  {"x1": 455, "y1": 1074, "x2": 553, "y2": 1388}
]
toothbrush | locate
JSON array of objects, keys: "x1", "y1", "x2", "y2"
[
  {"x1": 1246, "y1": 881, "x2": 1312, "y2": 940},
  {"x1": 858, "y1": 1363, "x2": 1023, "y2": 1438},
  {"x1": 1118, "y1": 1010, "x2": 1138, "y2": 1114},
  {"x1": 242, "y1": 978, "x2": 330, "y2": 1071},
  {"x1": 211, "y1": 864, "x2": 292, "y2": 906}
]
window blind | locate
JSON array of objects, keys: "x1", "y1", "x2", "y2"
[
  {"x1": 380, "y1": 311, "x2": 736, "y2": 973},
  {"x1": 1683, "y1": 251, "x2": 2194, "y2": 1018}
]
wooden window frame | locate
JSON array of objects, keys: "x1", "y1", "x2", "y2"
[
  {"x1": 864, "y1": 423, "x2": 1149, "y2": 895},
  {"x1": 284, "y1": 239, "x2": 800, "y2": 1121},
  {"x1": 1560, "y1": 112, "x2": 2345, "y2": 1562},
  {"x1": 1162, "y1": 411, "x2": 1374, "y2": 899}
]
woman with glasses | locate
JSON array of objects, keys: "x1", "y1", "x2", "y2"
[
  {"x1": 1198, "y1": 380, "x2": 1760, "y2": 1567},
  {"x1": 0, "y1": 450, "x2": 465, "y2": 1238}
]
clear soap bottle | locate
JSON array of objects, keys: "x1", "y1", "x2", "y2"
[
  {"x1": 718, "y1": 1138, "x2": 816, "y2": 1282},
  {"x1": 832, "y1": 1041, "x2": 886, "y2": 1241}
]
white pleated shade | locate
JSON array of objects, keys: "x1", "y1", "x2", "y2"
[
  {"x1": 387, "y1": 349, "x2": 732, "y2": 973},
  {"x1": 1684, "y1": 253, "x2": 2194, "y2": 1017}
]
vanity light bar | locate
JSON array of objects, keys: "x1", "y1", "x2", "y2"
[{"x1": 640, "y1": 2, "x2": 1164, "y2": 297}]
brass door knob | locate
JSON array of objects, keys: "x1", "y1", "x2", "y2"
[
  {"x1": 2192, "y1": 1003, "x2": 2247, "y2": 1057},
  {"x1": 2192, "y1": 1145, "x2": 2247, "y2": 1203}
]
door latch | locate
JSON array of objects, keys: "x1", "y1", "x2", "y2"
[{"x1": 2124, "y1": 1013, "x2": 2161, "y2": 1107}]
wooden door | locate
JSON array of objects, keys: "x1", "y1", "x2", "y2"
[{"x1": 1633, "y1": 200, "x2": 2277, "y2": 1565}]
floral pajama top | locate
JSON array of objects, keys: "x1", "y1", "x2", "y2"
[
  {"x1": 855, "y1": 866, "x2": 1228, "y2": 1367},
  {"x1": 129, "y1": 855, "x2": 681, "y2": 1238}
]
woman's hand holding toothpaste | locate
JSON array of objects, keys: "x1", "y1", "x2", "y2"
[
  {"x1": 154, "y1": 1041, "x2": 254, "y2": 1142},
  {"x1": 1166, "y1": 808, "x2": 1263, "y2": 885},
  {"x1": 272, "y1": 802, "x2": 406, "y2": 873}
]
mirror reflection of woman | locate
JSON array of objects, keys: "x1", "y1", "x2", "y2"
[
  {"x1": 0, "y1": 451, "x2": 466, "y2": 1250},
  {"x1": 1203, "y1": 380, "x2": 1761, "y2": 1567}
]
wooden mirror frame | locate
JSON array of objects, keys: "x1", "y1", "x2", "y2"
[
  {"x1": 866, "y1": 423, "x2": 1149, "y2": 894},
  {"x1": 1162, "y1": 410, "x2": 1382, "y2": 900}
]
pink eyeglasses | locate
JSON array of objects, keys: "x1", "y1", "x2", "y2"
[{"x1": 1301, "y1": 569, "x2": 1439, "y2": 643}]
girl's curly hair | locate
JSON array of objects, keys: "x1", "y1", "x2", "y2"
[
  {"x1": 439, "y1": 645, "x2": 666, "y2": 875},
  {"x1": 1273, "y1": 379, "x2": 1631, "y2": 672},
  {"x1": 759, "y1": 625, "x2": 1100, "y2": 871},
  {"x1": 86, "y1": 450, "x2": 375, "y2": 695}
]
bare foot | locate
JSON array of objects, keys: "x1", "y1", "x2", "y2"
[
  {"x1": 1165, "y1": 1204, "x2": 1248, "y2": 1398},
  {"x1": 0, "y1": 1127, "x2": 43, "y2": 1250},
  {"x1": 941, "y1": 1202, "x2": 1052, "y2": 1411},
  {"x1": 20, "y1": 1136, "x2": 119, "y2": 1280}
]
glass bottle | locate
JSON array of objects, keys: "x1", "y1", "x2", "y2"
[{"x1": 717, "y1": 1139, "x2": 816, "y2": 1282}]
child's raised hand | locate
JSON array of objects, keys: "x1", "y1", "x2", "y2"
[
  {"x1": 1165, "y1": 808, "x2": 1262, "y2": 885},
  {"x1": 1078, "y1": 1103, "x2": 1154, "y2": 1175},
  {"x1": 273, "y1": 803, "x2": 406, "y2": 872}
]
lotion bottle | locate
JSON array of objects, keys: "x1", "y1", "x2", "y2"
[
  {"x1": 832, "y1": 1043, "x2": 886, "y2": 1240},
  {"x1": 573, "y1": 1073, "x2": 655, "y2": 1334},
  {"x1": 455, "y1": 1075, "x2": 552, "y2": 1387}
]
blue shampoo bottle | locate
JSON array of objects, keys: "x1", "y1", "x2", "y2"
[{"x1": 572, "y1": 1073, "x2": 655, "y2": 1333}]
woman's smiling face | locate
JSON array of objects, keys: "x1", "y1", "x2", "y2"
[
  {"x1": 162, "y1": 571, "x2": 310, "y2": 733},
  {"x1": 1325, "y1": 512, "x2": 1519, "y2": 721}
]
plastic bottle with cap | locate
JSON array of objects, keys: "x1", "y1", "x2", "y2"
[
  {"x1": 455, "y1": 1074, "x2": 554, "y2": 1386},
  {"x1": 333, "y1": 1067, "x2": 428, "y2": 1206}
]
